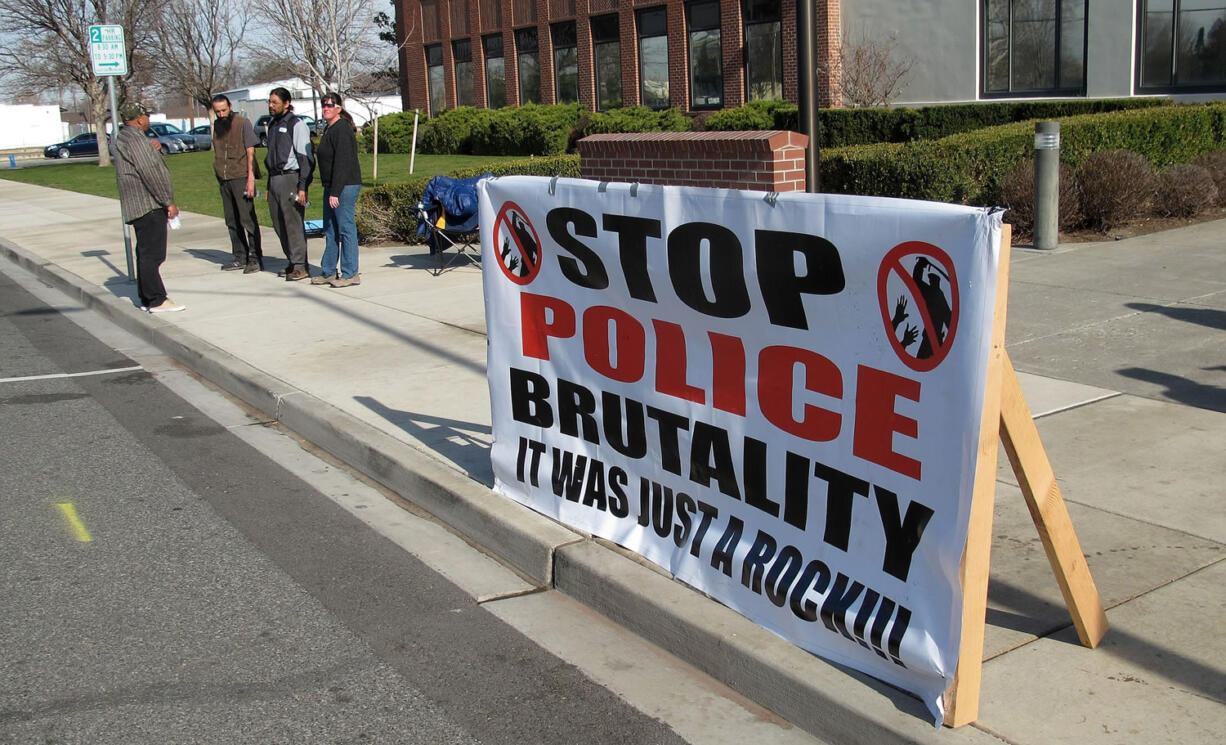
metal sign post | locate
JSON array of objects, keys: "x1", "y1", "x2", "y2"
[{"x1": 89, "y1": 24, "x2": 135, "y2": 283}]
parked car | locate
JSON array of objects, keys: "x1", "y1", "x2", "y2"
[
  {"x1": 147, "y1": 122, "x2": 197, "y2": 152},
  {"x1": 44, "y1": 133, "x2": 100, "y2": 159},
  {"x1": 187, "y1": 124, "x2": 212, "y2": 150},
  {"x1": 255, "y1": 113, "x2": 323, "y2": 146},
  {"x1": 144, "y1": 127, "x2": 186, "y2": 154}
]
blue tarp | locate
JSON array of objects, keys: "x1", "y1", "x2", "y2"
[{"x1": 417, "y1": 173, "x2": 492, "y2": 235}]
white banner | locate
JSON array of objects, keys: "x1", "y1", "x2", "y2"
[{"x1": 479, "y1": 176, "x2": 1002, "y2": 723}]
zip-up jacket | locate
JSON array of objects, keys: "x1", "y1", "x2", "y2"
[
  {"x1": 316, "y1": 120, "x2": 362, "y2": 198},
  {"x1": 263, "y1": 110, "x2": 314, "y2": 193}
]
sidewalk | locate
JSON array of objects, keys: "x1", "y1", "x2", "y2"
[{"x1": 1, "y1": 179, "x2": 1222, "y2": 744}]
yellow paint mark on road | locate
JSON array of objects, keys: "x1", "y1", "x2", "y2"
[{"x1": 56, "y1": 502, "x2": 93, "y2": 543}]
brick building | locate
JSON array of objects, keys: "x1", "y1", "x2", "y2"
[{"x1": 396, "y1": 0, "x2": 843, "y2": 116}]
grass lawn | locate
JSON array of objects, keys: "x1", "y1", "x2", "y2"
[{"x1": 0, "y1": 151, "x2": 522, "y2": 226}]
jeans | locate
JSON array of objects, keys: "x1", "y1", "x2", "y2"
[{"x1": 320, "y1": 184, "x2": 361, "y2": 278}]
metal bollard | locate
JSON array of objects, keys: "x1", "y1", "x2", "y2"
[{"x1": 1033, "y1": 121, "x2": 1061, "y2": 250}]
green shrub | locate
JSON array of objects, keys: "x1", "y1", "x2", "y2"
[
  {"x1": 819, "y1": 102, "x2": 1226, "y2": 205},
  {"x1": 579, "y1": 106, "x2": 692, "y2": 136},
  {"x1": 416, "y1": 106, "x2": 494, "y2": 154},
  {"x1": 367, "y1": 111, "x2": 423, "y2": 154},
  {"x1": 356, "y1": 154, "x2": 582, "y2": 242}
]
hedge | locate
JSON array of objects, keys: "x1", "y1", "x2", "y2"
[
  {"x1": 355, "y1": 154, "x2": 581, "y2": 242},
  {"x1": 819, "y1": 103, "x2": 1226, "y2": 205},
  {"x1": 706, "y1": 97, "x2": 1172, "y2": 148}
]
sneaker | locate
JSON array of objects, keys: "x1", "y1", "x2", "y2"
[
  {"x1": 310, "y1": 274, "x2": 335, "y2": 285},
  {"x1": 285, "y1": 268, "x2": 310, "y2": 282},
  {"x1": 148, "y1": 299, "x2": 186, "y2": 313},
  {"x1": 243, "y1": 262, "x2": 262, "y2": 274},
  {"x1": 329, "y1": 274, "x2": 360, "y2": 288},
  {"x1": 220, "y1": 261, "x2": 244, "y2": 271}
]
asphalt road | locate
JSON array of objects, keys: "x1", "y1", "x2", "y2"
[{"x1": 0, "y1": 271, "x2": 689, "y2": 744}]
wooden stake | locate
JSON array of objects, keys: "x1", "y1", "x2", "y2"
[
  {"x1": 999, "y1": 352, "x2": 1109, "y2": 648},
  {"x1": 944, "y1": 224, "x2": 1012, "y2": 727}
]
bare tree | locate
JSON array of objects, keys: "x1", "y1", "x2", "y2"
[
  {"x1": 250, "y1": 0, "x2": 377, "y2": 96},
  {"x1": 154, "y1": 0, "x2": 250, "y2": 113},
  {"x1": 837, "y1": 30, "x2": 915, "y2": 108},
  {"x1": 0, "y1": 0, "x2": 157, "y2": 166}
]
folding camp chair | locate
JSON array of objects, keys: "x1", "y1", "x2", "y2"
[{"x1": 416, "y1": 173, "x2": 492, "y2": 276}]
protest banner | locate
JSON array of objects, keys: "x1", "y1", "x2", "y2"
[{"x1": 478, "y1": 175, "x2": 1096, "y2": 725}]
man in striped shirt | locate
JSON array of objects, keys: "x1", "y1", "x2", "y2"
[{"x1": 112, "y1": 101, "x2": 184, "y2": 313}]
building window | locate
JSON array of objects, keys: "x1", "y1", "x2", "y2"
[
  {"x1": 687, "y1": 1, "x2": 722, "y2": 108},
  {"x1": 484, "y1": 34, "x2": 506, "y2": 108},
  {"x1": 426, "y1": 44, "x2": 446, "y2": 114},
  {"x1": 516, "y1": 27, "x2": 541, "y2": 104},
  {"x1": 1139, "y1": 0, "x2": 1226, "y2": 89},
  {"x1": 744, "y1": 0, "x2": 782, "y2": 100},
  {"x1": 454, "y1": 39, "x2": 474, "y2": 107},
  {"x1": 983, "y1": 0, "x2": 1087, "y2": 95},
  {"x1": 553, "y1": 22, "x2": 579, "y2": 103},
  {"x1": 638, "y1": 7, "x2": 670, "y2": 109},
  {"x1": 591, "y1": 14, "x2": 622, "y2": 110}
]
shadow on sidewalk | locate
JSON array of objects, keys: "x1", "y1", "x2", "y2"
[
  {"x1": 1126, "y1": 302, "x2": 1226, "y2": 332},
  {"x1": 1116, "y1": 367, "x2": 1226, "y2": 414},
  {"x1": 985, "y1": 576, "x2": 1225, "y2": 702},
  {"x1": 355, "y1": 395, "x2": 493, "y2": 482}
]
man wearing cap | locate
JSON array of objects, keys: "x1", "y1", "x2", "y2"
[
  {"x1": 112, "y1": 101, "x2": 185, "y2": 313},
  {"x1": 210, "y1": 94, "x2": 263, "y2": 273},
  {"x1": 263, "y1": 87, "x2": 314, "y2": 281}
]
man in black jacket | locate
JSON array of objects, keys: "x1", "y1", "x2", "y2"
[{"x1": 263, "y1": 87, "x2": 315, "y2": 281}]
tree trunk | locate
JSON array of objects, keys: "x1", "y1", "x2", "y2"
[{"x1": 91, "y1": 86, "x2": 112, "y2": 168}]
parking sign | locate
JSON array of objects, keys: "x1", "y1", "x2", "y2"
[{"x1": 88, "y1": 25, "x2": 127, "y2": 77}]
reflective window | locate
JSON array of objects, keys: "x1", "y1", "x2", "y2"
[
  {"x1": 1139, "y1": 0, "x2": 1226, "y2": 89},
  {"x1": 983, "y1": 0, "x2": 1086, "y2": 95},
  {"x1": 484, "y1": 34, "x2": 506, "y2": 108},
  {"x1": 426, "y1": 44, "x2": 446, "y2": 114},
  {"x1": 638, "y1": 7, "x2": 670, "y2": 109},
  {"x1": 454, "y1": 39, "x2": 474, "y2": 107},
  {"x1": 591, "y1": 14, "x2": 622, "y2": 110},
  {"x1": 516, "y1": 27, "x2": 541, "y2": 104},
  {"x1": 744, "y1": 0, "x2": 782, "y2": 100},
  {"x1": 553, "y1": 22, "x2": 579, "y2": 103},
  {"x1": 688, "y1": 1, "x2": 722, "y2": 108}
]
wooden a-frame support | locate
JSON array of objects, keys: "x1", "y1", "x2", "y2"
[{"x1": 943, "y1": 225, "x2": 1110, "y2": 727}]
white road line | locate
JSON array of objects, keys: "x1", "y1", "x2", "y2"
[{"x1": 0, "y1": 365, "x2": 142, "y2": 384}]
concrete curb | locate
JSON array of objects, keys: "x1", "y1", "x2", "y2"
[{"x1": 1, "y1": 237, "x2": 963, "y2": 743}]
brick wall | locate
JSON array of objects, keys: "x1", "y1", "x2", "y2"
[
  {"x1": 578, "y1": 131, "x2": 810, "y2": 192},
  {"x1": 397, "y1": 0, "x2": 844, "y2": 115}
]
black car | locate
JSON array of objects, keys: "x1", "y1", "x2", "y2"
[{"x1": 44, "y1": 133, "x2": 100, "y2": 159}]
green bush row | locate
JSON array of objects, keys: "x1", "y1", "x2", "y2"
[
  {"x1": 355, "y1": 154, "x2": 581, "y2": 242},
  {"x1": 705, "y1": 98, "x2": 1171, "y2": 147},
  {"x1": 818, "y1": 103, "x2": 1226, "y2": 205},
  {"x1": 367, "y1": 104, "x2": 694, "y2": 156}
]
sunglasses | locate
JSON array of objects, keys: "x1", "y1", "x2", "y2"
[{"x1": 321, "y1": 102, "x2": 338, "y2": 108}]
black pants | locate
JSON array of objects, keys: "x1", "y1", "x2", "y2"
[
  {"x1": 130, "y1": 207, "x2": 168, "y2": 308},
  {"x1": 219, "y1": 178, "x2": 262, "y2": 266}
]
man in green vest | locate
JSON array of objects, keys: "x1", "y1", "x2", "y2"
[{"x1": 210, "y1": 94, "x2": 263, "y2": 273}]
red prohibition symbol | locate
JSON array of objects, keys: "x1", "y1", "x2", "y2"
[
  {"x1": 493, "y1": 201, "x2": 543, "y2": 285},
  {"x1": 877, "y1": 241, "x2": 959, "y2": 373}
]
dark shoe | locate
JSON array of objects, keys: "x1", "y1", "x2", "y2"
[
  {"x1": 220, "y1": 261, "x2": 244, "y2": 271},
  {"x1": 329, "y1": 274, "x2": 360, "y2": 288},
  {"x1": 243, "y1": 262, "x2": 261, "y2": 274},
  {"x1": 285, "y1": 268, "x2": 310, "y2": 282}
]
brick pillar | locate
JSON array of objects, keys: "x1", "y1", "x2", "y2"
[
  {"x1": 576, "y1": 13, "x2": 594, "y2": 110},
  {"x1": 619, "y1": 2, "x2": 638, "y2": 107},
  {"x1": 578, "y1": 131, "x2": 811, "y2": 192},
  {"x1": 666, "y1": 2, "x2": 687, "y2": 110},
  {"x1": 439, "y1": 0, "x2": 455, "y2": 110},
  {"x1": 721, "y1": 0, "x2": 745, "y2": 109},
  {"x1": 818, "y1": 0, "x2": 843, "y2": 107},
  {"x1": 537, "y1": 0, "x2": 555, "y2": 104}
]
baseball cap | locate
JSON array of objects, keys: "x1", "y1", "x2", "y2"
[{"x1": 120, "y1": 101, "x2": 151, "y2": 121}]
